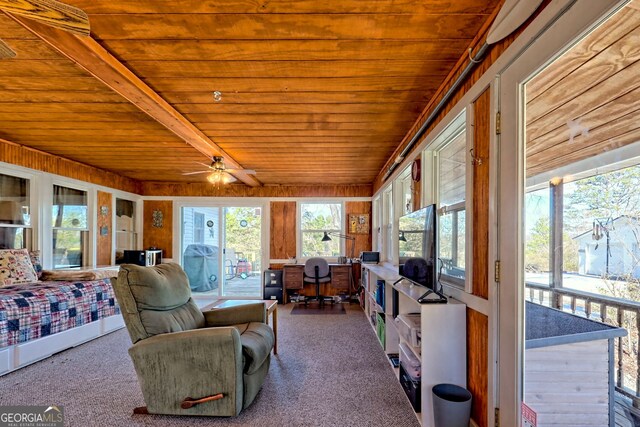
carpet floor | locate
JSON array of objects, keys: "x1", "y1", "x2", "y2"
[
  {"x1": 290, "y1": 302, "x2": 346, "y2": 315},
  {"x1": 0, "y1": 304, "x2": 420, "y2": 427}
]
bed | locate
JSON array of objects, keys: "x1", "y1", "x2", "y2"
[{"x1": 0, "y1": 249, "x2": 124, "y2": 375}]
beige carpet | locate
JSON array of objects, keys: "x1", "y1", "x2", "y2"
[{"x1": 0, "y1": 304, "x2": 420, "y2": 427}]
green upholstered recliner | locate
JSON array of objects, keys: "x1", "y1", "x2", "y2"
[{"x1": 112, "y1": 262, "x2": 274, "y2": 417}]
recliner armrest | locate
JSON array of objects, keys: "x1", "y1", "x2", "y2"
[
  {"x1": 128, "y1": 327, "x2": 245, "y2": 416},
  {"x1": 203, "y1": 302, "x2": 266, "y2": 327}
]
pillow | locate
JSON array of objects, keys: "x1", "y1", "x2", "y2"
[
  {"x1": 29, "y1": 250, "x2": 43, "y2": 279},
  {"x1": 0, "y1": 249, "x2": 38, "y2": 286}
]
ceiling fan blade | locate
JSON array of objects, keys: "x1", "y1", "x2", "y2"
[
  {"x1": 182, "y1": 170, "x2": 210, "y2": 175},
  {"x1": 0, "y1": 0, "x2": 90, "y2": 37},
  {"x1": 226, "y1": 175, "x2": 238, "y2": 184},
  {"x1": 0, "y1": 38, "x2": 16, "y2": 58},
  {"x1": 196, "y1": 161, "x2": 213, "y2": 168}
]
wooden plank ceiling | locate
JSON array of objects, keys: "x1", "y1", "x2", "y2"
[
  {"x1": 0, "y1": 0, "x2": 500, "y2": 186},
  {"x1": 525, "y1": 1, "x2": 640, "y2": 178}
]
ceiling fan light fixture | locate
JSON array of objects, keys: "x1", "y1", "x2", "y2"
[{"x1": 206, "y1": 171, "x2": 224, "y2": 184}]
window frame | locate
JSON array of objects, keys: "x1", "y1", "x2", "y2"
[
  {"x1": 115, "y1": 197, "x2": 138, "y2": 264},
  {"x1": 381, "y1": 185, "x2": 393, "y2": 262},
  {"x1": 193, "y1": 212, "x2": 205, "y2": 244},
  {"x1": 428, "y1": 109, "x2": 472, "y2": 290},
  {"x1": 0, "y1": 171, "x2": 33, "y2": 250},
  {"x1": 51, "y1": 182, "x2": 91, "y2": 268},
  {"x1": 297, "y1": 201, "x2": 345, "y2": 260}
]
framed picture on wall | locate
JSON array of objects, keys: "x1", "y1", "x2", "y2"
[{"x1": 349, "y1": 214, "x2": 370, "y2": 234}]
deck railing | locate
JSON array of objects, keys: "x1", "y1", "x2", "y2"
[{"x1": 526, "y1": 282, "x2": 640, "y2": 405}]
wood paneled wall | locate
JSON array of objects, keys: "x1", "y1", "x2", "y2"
[
  {"x1": 96, "y1": 191, "x2": 112, "y2": 265},
  {"x1": 0, "y1": 137, "x2": 140, "y2": 194},
  {"x1": 269, "y1": 201, "x2": 372, "y2": 263},
  {"x1": 345, "y1": 201, "x2": 372, "y2": 256},
  {"x1": 472, "y1": 89, "x2": 491, "y2": 300},
  {"x1": 141, "y1": 182, "x2": 372, "y2": 198},
  {"x1": 270, "y1": 201, "x2": 296, "y2": 260},
  {"x1": 468, "y1": 308, "x2": 489, "y2": 427},
  {"x1": 372, "y1": 0, "x2": 551, "y2": 192},
  {"x1": 143, "y1": 200, "x2": 173, "y2": 258}
]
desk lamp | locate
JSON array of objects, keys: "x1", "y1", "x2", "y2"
[{"x1": 321, "y1": 231, "x2": 356, "y2": 261}]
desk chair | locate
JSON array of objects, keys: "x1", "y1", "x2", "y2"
[{"x1": 303, "y1": 257, "x2": 331, "y2": 306}]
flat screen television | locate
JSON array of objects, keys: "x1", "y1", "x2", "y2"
[{"x1": 398, "y1": 204, "x2": 437, "y2": 290}]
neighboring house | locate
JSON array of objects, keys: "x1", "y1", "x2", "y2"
[
  {"x1": 574, "y1": 216, "x2": 640, "y2": 278},
  {"x1": 182, "y1": 207, "x2": 218, "y2": 247}
]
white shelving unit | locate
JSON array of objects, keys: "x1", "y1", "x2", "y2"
[{"x1": 362, "y1": 263, "x2": 467, "y2": 427}]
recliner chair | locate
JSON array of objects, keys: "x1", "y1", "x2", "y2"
[{"x1": 112, "y1": 262, "x2": 274, "y2": 417}]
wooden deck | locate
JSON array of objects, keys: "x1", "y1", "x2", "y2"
[{"x1": 191, "y1": 274, "x2": 262, "y2": 298}]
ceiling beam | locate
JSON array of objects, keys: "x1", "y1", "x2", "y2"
[{"x1": 5, "y1": 12, "x2": 261, "y2": 187}]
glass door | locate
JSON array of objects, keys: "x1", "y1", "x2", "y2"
[
  {"x1": 181, "y1": 206, "x2": 220, "y2": 296},
  {"x1": 222, "y1": 206, "x2": 262, "y2": 298},
  {"x1": 181, "y1": 205, "x2": 263, "y2": 299},
  {"x1": 499, "y1": 1, "x2": 630, "y2": 425}
]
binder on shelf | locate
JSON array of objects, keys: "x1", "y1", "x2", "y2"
[{"x1": 375, "y1": 279, "x2": 385, "y2": 311}]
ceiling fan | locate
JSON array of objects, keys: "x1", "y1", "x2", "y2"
[
  {"x1": 0, "y1": 0, "x2": 90, "y2": 59},
  {"x1": 183, "y1": 156, "x2": 256, "y2": 185}
]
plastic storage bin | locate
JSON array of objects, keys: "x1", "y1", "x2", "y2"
[
  {"x1": 395, "y1": 313, "x2": 421, "y2": 347},
  {"x1": 399, "y1": 342, "x2": 421, "y2": 380},
  {"x1": 399, "y1": 364, "x2": 421, "y2": 411}
]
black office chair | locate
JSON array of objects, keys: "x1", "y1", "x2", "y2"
[{"x1": 303, "y1": 257, "x2": 331, "y2": 306}]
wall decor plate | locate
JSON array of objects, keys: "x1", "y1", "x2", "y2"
[{"x1": 152, "y1": 209, "x2": 163, "y2": 228}]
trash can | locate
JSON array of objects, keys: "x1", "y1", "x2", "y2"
[
  {"x1": 432, "y1": 383, "x2": 472, "y2": 427},
  {"x1": 183, "y1": 244, "x2": 218, "y2": 292}
]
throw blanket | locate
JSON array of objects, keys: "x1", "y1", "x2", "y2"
[
  {"x1": 0, "y1": 279, "x2": 120, "y2": 348},
  {"x1": 40, "y1": 268, "x2": 120, "y2": 282}
]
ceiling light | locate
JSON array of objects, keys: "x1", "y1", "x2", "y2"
[{"x1": 213, "y1": 91, "x2": 222, "y2": 102}]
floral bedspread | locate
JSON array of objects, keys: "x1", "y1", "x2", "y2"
[{"x1": 0, "y1": 279, "x2": 120, "y2": 348}]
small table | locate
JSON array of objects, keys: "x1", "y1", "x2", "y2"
[{"x1": 204, "y1": 300, "x2": 278, "y2": 354}]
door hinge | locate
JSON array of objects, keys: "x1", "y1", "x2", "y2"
[
  {"x1": 495, "y1": 408, "x2": 500, "y2": 427},
  {"x1": 496, "y1": 111, "x2": 501, "y2": 135},
  {"x1": 494, "y1": 260, "x2": 501, "y2": 283}
]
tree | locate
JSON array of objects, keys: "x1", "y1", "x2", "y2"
[
  {"x1": 525, "y1": 216, "x2": 550, "y2": 273},
  {"x1": 300, "y1": 204, "x2": 341, "y2": 256},
  {"x1": 565, "y1": 165, "x2": 640, "y2": 300},
  {"x1": 225, "y1": 207, "x2": 262, "y2": 271}
]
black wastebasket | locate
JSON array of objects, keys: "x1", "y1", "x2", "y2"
[{"x1": 432, "y1": 383, "x2": 472, "y2": 427}]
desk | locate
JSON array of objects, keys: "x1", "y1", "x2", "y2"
[
  {"x1": 282, "y1": 262, "x2": 360, "y2": 303},
  {"x1": 203, "y1": 299, "x2": 278, "y2": 354}
]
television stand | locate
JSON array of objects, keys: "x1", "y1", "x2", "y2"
[{"x1": 361, "y1": 263, "x2": 466, "y2": 427}]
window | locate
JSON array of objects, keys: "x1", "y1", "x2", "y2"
[
  {"x1": 373, "y1": 195, "x2": 382, "y2": 253},
  {"x1": 115, "y1": 198, "x2": 136, "y2": 264},
  {"x1": 194, "y1": 212, "x2": 205, "y2": 244},
  {"x1": 300, "y1": 203, "x2": 342, "y2": 257},
  {"x1": 52, "y1": 185, "x2": 88, "y2": 268},
  {"x1": 382, "y1": 186, "x2": 393, "y2": 261},
  {"x1": 434, "y1": 113, "x2": 467, "y2": 283},
  {"x1": 399, "y1": 167, "x2": 413, "y2": 215},
  {"x1": 0, "y1": 173, "x2": 31, "y2": 249}
]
